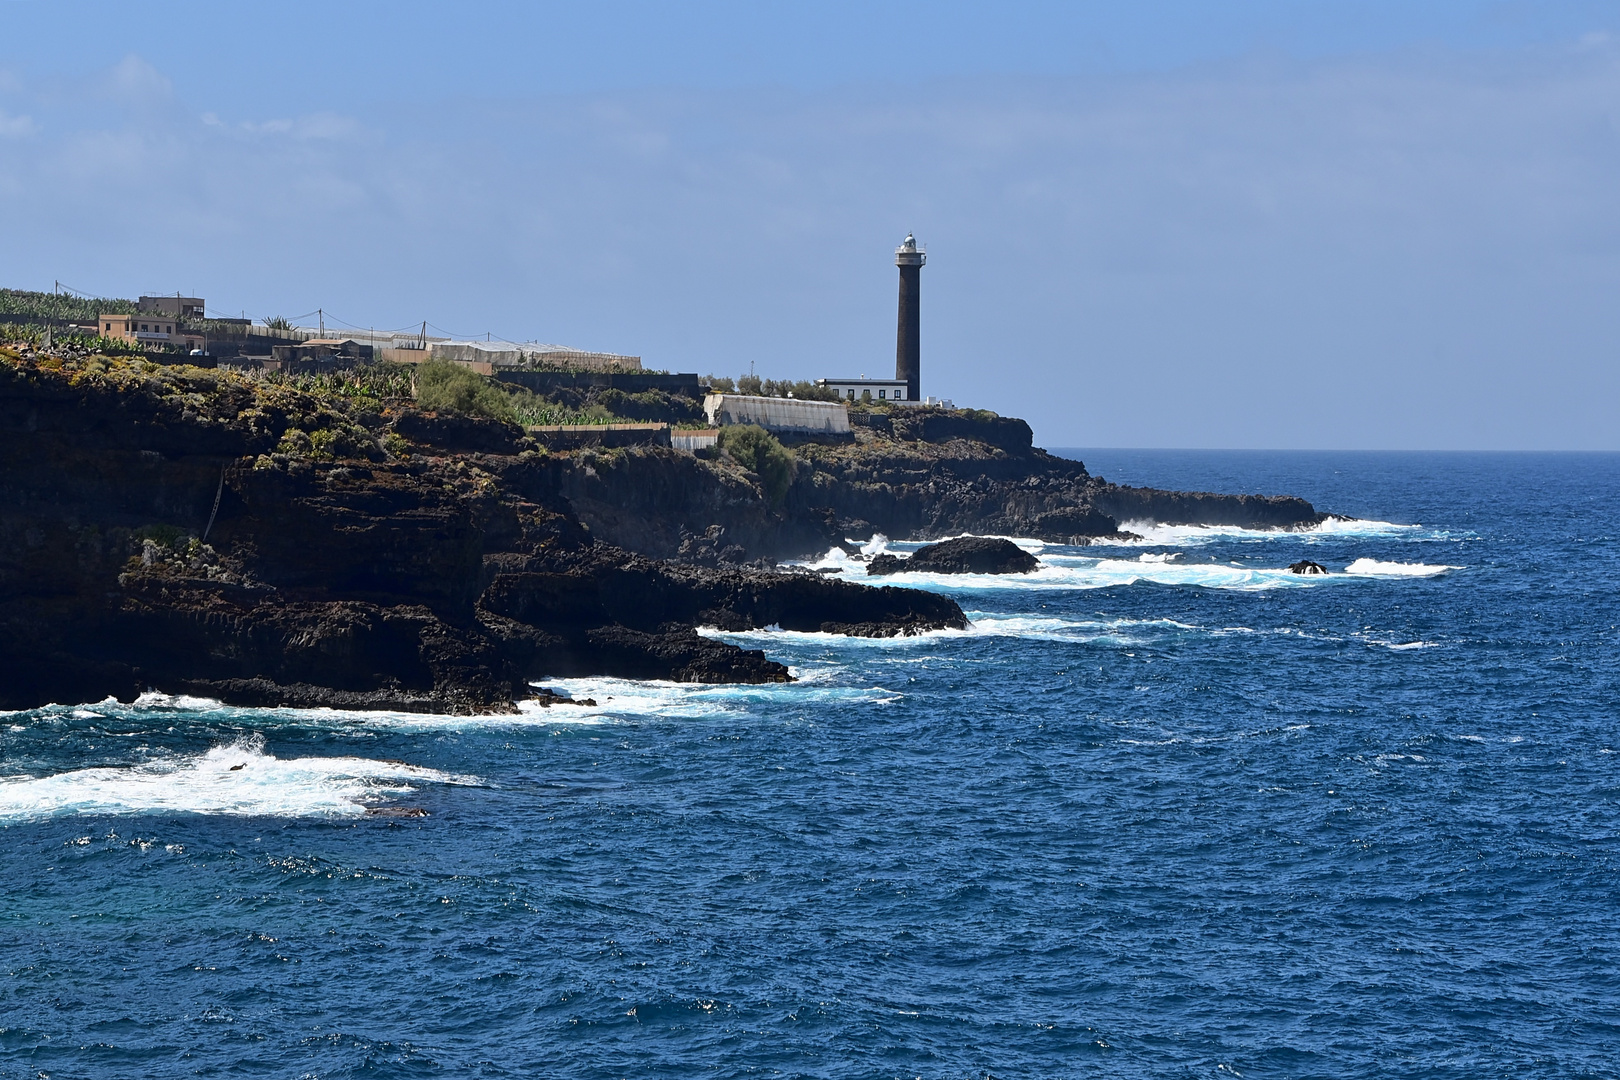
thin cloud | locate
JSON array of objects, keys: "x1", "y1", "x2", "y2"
[
  {"x1": 0, "y1": 109, "x2": 34, "y2": 137},
  {"x1": 3, "y1": 44, "x2": 1620, "y2": 447}
]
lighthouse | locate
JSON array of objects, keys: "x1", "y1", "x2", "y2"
[{"x1": 894, "y1": 233, "x2": 924, "y2": 402}]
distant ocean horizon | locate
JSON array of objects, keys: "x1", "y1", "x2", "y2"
[{"x1": 5, "y1": 449, "x2": 1619, "y2": 1077}]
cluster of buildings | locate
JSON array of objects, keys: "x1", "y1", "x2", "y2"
[
  {"x1": 110, "y1": 234, "x2": 948, "y2": 442},
  {"x1": 96, "y1": 296, "x2": 644, "y2": 379}
]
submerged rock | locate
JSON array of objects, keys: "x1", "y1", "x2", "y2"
[
  {"x1": 867, "y1": 536, "x2": 1039, "y2": 576},
  {"x1": 1289, "y1": 560, "x2": 1329, "y2": 575}
]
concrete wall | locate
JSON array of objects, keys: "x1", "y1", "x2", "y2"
[
  {"x1": 671, "y1": 429, "x2": 719, "y2": 452},
  {"x1": 703, "y1": 394, "x2": 850, "y2": 435},
  {"x1": 526, "y1": 423, "x2": 672, "y2": 450}
]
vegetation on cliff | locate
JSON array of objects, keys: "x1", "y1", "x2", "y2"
[
  {"x1": 701, "y1": 374, "x2": 840, "y2": 401},
  {"x1": 716, "y1": 424, "x2": 796, "y2": 506},
  {"x1": 413, "y1": 358, "x2": 519, "y2": 421}
]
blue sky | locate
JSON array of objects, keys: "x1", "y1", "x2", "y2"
[{"x1": 3, "y1": 1, "x2": 1620, "y2": 448}]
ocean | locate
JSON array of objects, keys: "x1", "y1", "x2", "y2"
[{"x1": 3, "y1": 450, "x2": 1618, "y2": 1078}]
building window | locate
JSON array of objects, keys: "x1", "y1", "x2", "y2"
[{"x1": 879, "y1": 389, "x2": 886, "y2": 398}]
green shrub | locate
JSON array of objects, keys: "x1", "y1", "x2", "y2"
[
  {"x1": 308, "y1": 428, "x2": 339, "y2": 458},
  {"x1": 413, "y1": 360, "x2": 516, "y2": 421},
  {"x1": 718, "y1": 424, "x2": 795, "y2": 507},
  {"x1": 277, "y1": 428, "x2": 313, "y2": 455}
]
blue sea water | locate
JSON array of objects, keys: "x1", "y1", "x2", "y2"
[{"x1": 3, "y1": 450, "x2": 1620, "y2": 1079}]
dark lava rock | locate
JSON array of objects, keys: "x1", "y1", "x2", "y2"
[
  {"x1": 0, "y1": 354, "x2": 968, "y2": 712},
  {"x1": 1289, "y1": 560, "x2": 1329, "y2": 575},
  {"x1": 868, "y1": 537, "x2": 1039, "y2": 576},
  {"x1": 583, "y1": 627, "x2": 791, "y2": 683},
  {"x1": 866, "y1": 553, "x2": 906, "y2": 576}
]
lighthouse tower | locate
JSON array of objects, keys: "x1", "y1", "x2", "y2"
[{"x1": 894, "y1": 234, "x2": 924, "y2": 402}]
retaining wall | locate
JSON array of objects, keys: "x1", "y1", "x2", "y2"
[
  {"x1": 526, "y1": 423, "x2": 672, "y2": 450},
  {"x1": 671, "y1": 429, "x2": 719, "y2": 452},
  {"x1": 703, "y1": 394, "x2": 851, "y2": 436}
]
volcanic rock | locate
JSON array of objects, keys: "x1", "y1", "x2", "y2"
[
  {"x1": 867, "y1": 536, "x2": 1039, "y2": 576},
  {"x1": 1289, "y1": 560, "x2": 1329, "y2": 575},
  {"x1": 0, "y1": 350, "x2": 967, "y2": 712}
]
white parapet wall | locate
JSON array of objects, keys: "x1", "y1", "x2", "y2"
[{"x1": 703, "y1": 394, "x2": 851, "y2": 435}]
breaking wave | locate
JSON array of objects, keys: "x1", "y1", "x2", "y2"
[
  {"x1": 1114, "y1": 517, "x2": 1426, "y2": 546},
  {"x1": 528, "y1": 675, "x2": 904, "y2": 721},
  {"x1": 795, "y1": 546, "x2": 1449, "y2": 592},
  {"x1": 702, "y1": 613, "x2": 1206, "y2": 649},
  {"x1": 0, "y1": 734, "x2": 476, "y2": 822}
]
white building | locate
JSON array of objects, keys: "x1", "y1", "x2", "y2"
[{"x1": 814, "y1": 377, "x2": 917, "y2": 403}]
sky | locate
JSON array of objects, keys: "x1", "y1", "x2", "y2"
[{"x1": 3, "y1": 1, "x2": 1620, "y2": 449}]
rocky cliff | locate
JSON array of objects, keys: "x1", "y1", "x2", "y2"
[
  {"x1": 545, "y1": 408, "x2": 1325, "y2": 561},
  {"x1": 0, "y1": 350, "x2": 964, "y2": 713},
  {"x1": 0, "y1": 346, "x2": 1332, "y2": 712}
]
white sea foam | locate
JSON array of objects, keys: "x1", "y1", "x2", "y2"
[
  {"x1": 797, "y1": 541, "x2": 1459, "y2": 592},
  {"x1": 1113, "y1": 516, "x2": 1422, "y2": 546},
  {"x1": 1344, "y1": 558, "x2": 1457, "y2": 577},
  {"x1": 523, "y1": 675, "x2": 902, "y2": 721},
  {"x1": 0, "y1": 735, "x2": 476, "y2": 822},
  {"x1": 132, "y1": 690, "x2": 227, "y2": 711},
  {"x1": 703, "y1": 613, "x2": 1224, "y2": 649}
]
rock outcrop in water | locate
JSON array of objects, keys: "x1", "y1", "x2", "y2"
[
  {"x1": 868, "y1": 536, "x2": 1040, "y2": 576},
  {"x1": 0, "y1": 350, "x2": 965, "y2": 713}
]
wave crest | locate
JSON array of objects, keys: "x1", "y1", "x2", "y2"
[{"x1": 0, "y1": 734, "x2": 475, "y2": 821}]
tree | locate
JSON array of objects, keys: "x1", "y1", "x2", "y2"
[
  {"x1": 413, "y1": 360, "x2": 516, "y2": 421},
  {"x1": 717, "y1": 424, "x2": 795, "y2": 507}
]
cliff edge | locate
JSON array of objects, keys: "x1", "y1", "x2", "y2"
[{"x1": 0, "y1": 349, "x2": 964, "y2": 713}]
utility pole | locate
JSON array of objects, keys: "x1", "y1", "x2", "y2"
[
  {"x1": 319, "y1": 308, "x2": 324, "y2": 336},
  {"x1": 44, "y1": 280, "x2": 57, "y2": 350}
]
